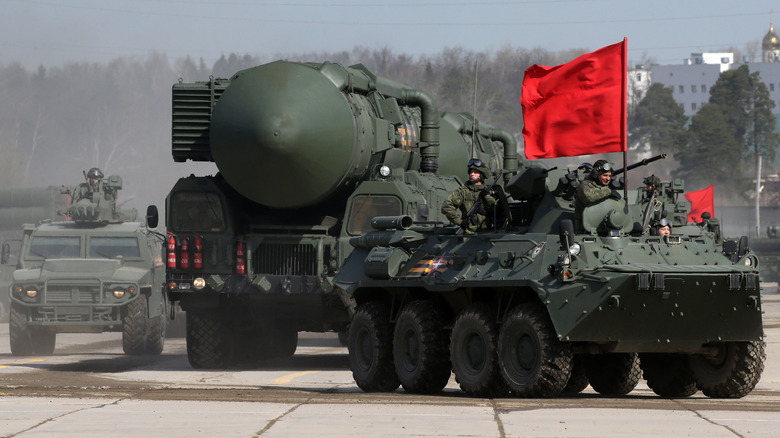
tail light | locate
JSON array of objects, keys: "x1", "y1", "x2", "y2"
[
  {"x1": 166, "y1": 233, "x2": 177, "y2": 268},
  {"x1": 236, "y1": 237, "x2": 245, "y2": 274},
  {"x1": 193, "y1": 234, "x2": 203, "y2": 269}
]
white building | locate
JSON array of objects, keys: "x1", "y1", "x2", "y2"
[{"x1": 646, "y1": 21, "x2": 780, "y2": 116}]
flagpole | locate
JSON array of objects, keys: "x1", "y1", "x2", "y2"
[{"x1": 622, "y1": 37, "x2": 628, "y2": 200}]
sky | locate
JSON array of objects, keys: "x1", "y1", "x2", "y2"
[{"x1": 2, "y1": 0, "x2": 779, "y2": 70}]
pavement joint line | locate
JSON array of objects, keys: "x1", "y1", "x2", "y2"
[{"x1": 0, "y1": 358, "x2": 46, "y2": 369}]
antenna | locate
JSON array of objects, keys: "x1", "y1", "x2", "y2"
[{"x1": 470, "y1": 59, "x2": 479, "y2": 159}]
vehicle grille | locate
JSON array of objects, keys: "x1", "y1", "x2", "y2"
[
  {"x1": 171, "y1": 77, "x2": 230, "y2": 162},
  {"x1": 44, "y1": 283, "x2": 102, "y2": 304},
  {"x1": 253, "y1": 243, "x2": 318, "y2": 276}
]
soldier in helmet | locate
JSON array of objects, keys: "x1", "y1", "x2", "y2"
[
  {"x1": 574, "y1": 160, "x2": 621, "y2": 232},
  {"x1": 655, "y1": 218, "x2": 672, "y2": 236},
  {"x1": 442, "y1": 158, "x2": 497, "y2": 233},
  {"x1": 74, "y1": 168, "x2": 105, "y2": 202}
]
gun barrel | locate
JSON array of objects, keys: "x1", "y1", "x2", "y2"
[{"x1": 613, "y1": 153, "x2": 667, "y2": 176}]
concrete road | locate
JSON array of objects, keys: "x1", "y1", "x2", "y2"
[{"x1": 1, "y1": 292, "x2": 779, "y2": 437}]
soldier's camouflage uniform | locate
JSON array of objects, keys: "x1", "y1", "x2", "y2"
[
  {"x1": 574, "y1": 176, "x2": 612, "y2": 233},
  {"x1": 442, "y1": 183, "x2": 496, "y2": 234}
]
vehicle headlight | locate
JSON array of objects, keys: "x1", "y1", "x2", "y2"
[
  {"x1": 568, "y1": 243, "x2": 581, "y2": 256},
  {"x1": 113, "y1": 288, "x2": 126, "y2": 298},
  {"x1": 193, "y1": 277, "x2": 206, "y2": 290},
  {"x1": 25, "y1": 288, "x2": 38, "y2": 298},
  {"x1": 745, "y1": 255, "x2": 758, "y2": 267}
]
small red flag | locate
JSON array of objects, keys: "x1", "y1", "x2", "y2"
[
  {"x1": 521, "y1": 39, "x2": 627, "y2": 159},
  {"x1": 685, "y1": 185, "x2": 715, "y2": 223}
]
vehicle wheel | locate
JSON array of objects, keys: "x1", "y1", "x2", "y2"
[
  {"x1": 393, "y1": 300, "x2": 451, "y2": 394},
  {"x1": 639, "y1": 353, "x2": 698, "y2": 397},
  {"x1": 144, "y1": 314, "x2": 166, "y2": 355},
  {"x1": 690, "y1": 341, "x2": 766, "y2": 398},
  {"x1": 9, "y1": 303, "x2": 55, "y2": 356},
  {"x1": 584, "y1": 353, "x2": 641, "y2": 395},
  {"x1": 562, "y1": 354, "x2": 589, "y2": 394},
  {"x1": 261, "y1": 324, "x2": 298, "y2": 359},
  {"x1": 498, "y1": 302, "x2": 572, "y2": 397},
  {"x1": 186, "y1": 311, "x2": 232, "y2": 368},
  {"x1": 0, "y1": 299, "x2": 7, "y2": 323},
  {"x1": 122, "y1": 296, "x2": 150, "y2": 355},
  {"x1": 450, "y1": 303, "x2": 507, "y2": 397},
  {"x1": 349, "y1": 301, "x2": 400, "y2": 392},
  {"x1": 338, "y1": 330, "x2": 349, "y2": 347}
]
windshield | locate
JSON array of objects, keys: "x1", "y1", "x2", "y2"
[
  {"x1": 29, "y1": 236, "x2": 81, "y2": 259},
  {"x1": 170, "y1": 191, "x2": 225, "y2": 232},
  {"x1": 89, "y1": 237, "x2": 141, "y2": 259}
]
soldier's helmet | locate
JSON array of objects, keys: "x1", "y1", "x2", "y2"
[
  {"x1": 467, "y1": 158, "x2": 490, "y2": 181},
  {"x1": 590, "y1": 160, "x2": 614, "y2": 179},
  {"x1": 643, "y1": 175, "x2": 661, "y2": 188},
  {"x1": 657, "y1": 218, "x2": 672, "y2": 229},
  {"x1": 87, "y1": 168, "x2": 104, "y2": 180}
]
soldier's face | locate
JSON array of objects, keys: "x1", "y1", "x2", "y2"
[
  {"x1": 658, "y1": 225, "x2": 671, "y2": 236},
  {"x1": 469, "y1": 170, "x2": 482, "y2": 183},
  {"x1": 599, "y1": 172, "x2": 612, "y2": 185}
]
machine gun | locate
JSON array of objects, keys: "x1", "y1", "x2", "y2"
[{"x1": 613, "y1": 153, "x2": 667, "y2": 177}]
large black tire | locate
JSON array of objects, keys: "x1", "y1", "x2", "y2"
[
  {"x1": 690, "y1": 341, "x2": 766, "y2": 398},
  {"x1": 348, "y1": 301, "x2": 400, "y2": 392},
  {"x1": 9, "y1": 303, "x2": 55, "y2": 356},
  {"x1": 562, "y1": 354, "x2": 589, "y2": 394},
  {"x1": 260, "y1": 324, "x2": 298, "y2": 360},
  {"x1": 392, "y1": 300, "x2": 451, "y2": 394},
  {"x1": 584, "y1": 353, "x2": 641, "y2": 395},
  {"x1": 186, "y1": 311, "x2": 232, "y2": 368},
  {"x1": 123, "y1": 296, "x2": 151, "y2": 355},
  {"x1": 450, "y1": 303, "x2": 507, "y2": 397},
  {"x1": 144, "y1": 314, "x2": 166, "y2": 355},
  {"x1": 639, "y1": 353, "x2": 698, "y2": 398},
  {"x1": 498, "y1": 302, "x2": 572, "y2": 397}
]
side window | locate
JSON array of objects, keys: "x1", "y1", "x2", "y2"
[
  {"x1": 170, "y1": 191, "x2": 225, "y2": 232},
  {"x1": 346, "y1": 196, "x2": 402, "y2": 235}
]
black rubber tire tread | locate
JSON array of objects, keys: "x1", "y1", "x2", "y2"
[
  {"x1": 349, "y1": 301, "x2": 400, "y2": 392},
  {"x1": 639, "y1": 353, "x2": 698, "y2": 398},
  {"x1": 122, "y1": 297, "x2": 150, "y2": 355},
  {"x1": 9, "y1": 303, "x2": 56, "y2": 356},
  {"x1": 144, "y1": 315, "x2": 166, "y2": 355},
  {"x1": 562, "y1": 354, "x2": 589, "y2": 394},
  {"x1": 392, "y1": 300, "x2": 451, "y2": 394},
  {"x1": 498, "y1": 302, "x2": 572, "y2": 397},
  {"x1": 450, "y1": 303, "x2": 508, "y2": 397},
  {"x1": 9, "y1": 303, "x2": 35, "y2": 356},
  {"x1": 691, "y1": 341, "x2": 766, "y2": 399},
  {"x1": 186, "y1": 311, "x2": 232, "y2": 369},
  {"x1": 584, "y1": 352, "x2": 641, "y2": 395}
]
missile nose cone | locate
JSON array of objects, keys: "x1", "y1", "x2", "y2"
[{"x1": 210, "y1": 61, "x2": 357, "y2": 208}]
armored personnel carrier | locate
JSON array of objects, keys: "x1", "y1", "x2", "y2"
[
  {"x1": 2, "y1": 169, "x2": 166, "y2": 356},
  {"x1": 334, "y1": 160, "x2": 765, "y2": 399}
]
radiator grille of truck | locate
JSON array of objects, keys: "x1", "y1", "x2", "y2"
[
  {"x1": 171, "y1": 78, "x2": 230, "y2": 163},
  {"x1": 253, "y1": 243, "x2": 318, "y2": 276}
]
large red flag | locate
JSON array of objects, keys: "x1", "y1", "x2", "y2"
[
  {"x1": 685, "y1": 185, "x2": 715, "y2": 223},
  {"x1": 521, "y1": 39, "x2": 627, "y2": 159}
]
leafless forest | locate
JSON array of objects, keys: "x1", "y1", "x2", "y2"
[{"x1": 0, "y1": 45, "x2": 667, "y2": 213}]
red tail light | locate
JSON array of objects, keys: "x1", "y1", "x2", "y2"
[
  {"x1": 193, "y1": 234, "x2": 203, "y2": 269},
  {"x1": 166, "y1": 233, "x2": 177, "y2": 269},
  {"x1": 236, "y1": 238, "x2": 245, "y2": 274}
]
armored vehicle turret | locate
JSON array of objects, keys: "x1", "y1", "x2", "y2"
[
  {"x1": 3, "y1": 170, "x2": 165, "y2": 356},
  {"x1": 165, "y1": 60, "x2": 518, "y2": 368},
  {"x1": 335, "y1": 157, "x2": 765, "y2": 399}
]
